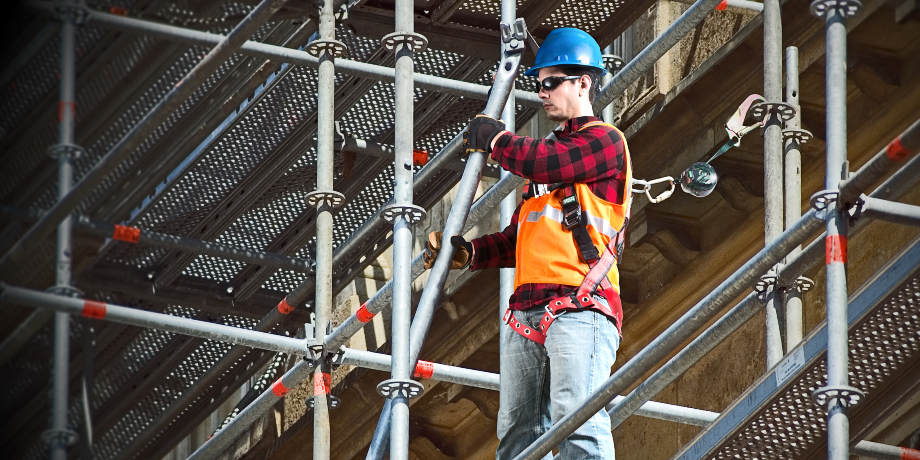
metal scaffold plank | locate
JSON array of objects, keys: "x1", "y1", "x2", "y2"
[{"x1": 671, "y1": 235, "x2": 920, "y2": 460}]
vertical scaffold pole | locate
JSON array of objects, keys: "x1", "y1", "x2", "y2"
[
  {"x1": 307, "y1": 0, "x2": 343, "y2": 458},
  {"x1": 366, "y1": 21, "x2": 522, "y2": 457},
  {"x1": 377, "y1": 2, "x2": 426, "y2": 459},
  {"x1": 44, "y1": 2, "x2": 83, "y2": 459},
  {"x1": 762, "y1": 0, "x2": 785, "y2": 369},
  {"x1": 499, "y1": 0, "x2": 516, "y2": 330},
  {"x1": 782, "y1": 46, "x2": 807, "y2": 350},
  {"x1": 811, "y1": 1, "x2": 862, "y2": 459}
]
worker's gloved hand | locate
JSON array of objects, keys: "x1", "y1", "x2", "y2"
[
  {"x1": 463, "y1": 114, "x2": 505, "y2": 155},
  {"x1": 424, "y1": 231, "x2": 473, "y2": 270}
]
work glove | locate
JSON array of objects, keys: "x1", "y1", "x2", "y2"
[
  {"x1": 424, "y1": 231, "x2": 472, "y2": 270},
  {"x1": 463, "y1": 114, "x2": 505, "y2": 155}
]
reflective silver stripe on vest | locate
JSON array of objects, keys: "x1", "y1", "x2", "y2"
[{"x1": 518, "y1": 204, "x2": 619, "y2": 239}]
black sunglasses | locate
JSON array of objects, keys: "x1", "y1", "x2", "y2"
[{"x1": 536, "y1": 75, "x2": 580, "y2": 93}]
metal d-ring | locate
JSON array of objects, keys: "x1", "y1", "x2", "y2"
[
  {"x1": 783, "y1": 128, "x2": 813, "y2": 146},
  {"x1": 750, "y1": 102, "x2": 797, "y2": 124},
  {"x1": 376, "y1": 378, "x2": 424, "y2": 399},
  {"x1": 811, "y1": 385, "x2": 865, "y2": 409},
  {"x1": 306, "y1": 39, "x2": 347, "y2": 58},
  {"x1": 382, "y1": 32, "x2": 427, "y2": 53},
  {"x1": 810, "y1": 0, "x2": 862, "y2": 18},
  {"x1": 305, "y1": 190, "x2": 346, "y2": 209},
  {"x1": 381, "y1": 204, "x2": 427, "y2": 223}
]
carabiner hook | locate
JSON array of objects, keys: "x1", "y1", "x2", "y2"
[{"x1": 631, "y1": 177, "x2": 675, "y2": 204}]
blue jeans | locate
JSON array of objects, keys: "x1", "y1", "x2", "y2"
[{"x1": 496, "y1": 303, "x2": 620, "y2": 460}]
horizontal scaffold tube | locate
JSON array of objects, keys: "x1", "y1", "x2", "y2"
[
  {"x1": 340, "y1": 137, "x2": 502, "y2": 179},
  {"x1": 25, "y1": 1, "x2": 543, "y2": 108},
  {"x1": 0, "y1": 285, "x2": 309, "y2": 354},
  {"x1": 338, "y1": 348, "x2": 500, "y2": 391},
  {"x1": 189, "y1": 350, "x2": 719, "y2": 460},
  {"x1": 0, "y1": 205, "x2": 314, "y2": 273},
  {"x1": 860, "y1": 196, "x2": 920, "y2": 227}
]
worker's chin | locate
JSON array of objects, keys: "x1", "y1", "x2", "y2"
[{"x1": 545, "y1": 110, "x2": 568, "y2": 122}]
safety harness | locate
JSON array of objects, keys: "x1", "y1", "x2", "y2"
[{"x1": 504, "y1": 122, "x2": 631, "y2": 345}]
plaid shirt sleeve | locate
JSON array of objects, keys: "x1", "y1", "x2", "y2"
[
  {"x1": 490, "y1": 118, "x2": 627, "y2": 203},
  {"x1": 468, "y1": 200, "x2": 522, "y2": 270}
]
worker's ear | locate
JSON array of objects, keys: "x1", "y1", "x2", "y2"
[{"x1": 580, "y1": 75, "x2": 591, "y2": 98}]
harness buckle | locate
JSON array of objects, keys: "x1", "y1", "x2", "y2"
[
  {"x1": 561, "y1": 187, "x2": 581, "y2": 230},
  {"x1": 544, "y1": 302, "x2": 567, "y2": 320}
]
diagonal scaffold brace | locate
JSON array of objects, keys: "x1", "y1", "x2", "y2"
[{"x1": 363, "y1": 17, "x2": 529, "y2": 459}]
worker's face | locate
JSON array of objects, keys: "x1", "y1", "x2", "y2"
[{"x1": 537, "y1": 67, "x2": 591, "y2": 122}]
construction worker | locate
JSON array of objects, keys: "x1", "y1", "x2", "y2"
[{"x1": 424, "y1": 28, "x2": 631, "y2": 459}]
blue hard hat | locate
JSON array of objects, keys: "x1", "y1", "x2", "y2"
[{"x1": 525, "y1": 28, "x2": 607, "y2": 77}]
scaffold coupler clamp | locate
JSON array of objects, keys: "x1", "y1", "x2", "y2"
[
  {"x1": 500, "y1": 18, "x2": 529, "y2": 55},
  {"x1": 47, "y1": 144, "x2": 85, "y2": 161},
  {"x1": 302, "y1": 322, "x2": 333, "y2": 365},
  {"x1": 376, "y1": 378, "x2": 424, "y2": 400},
  {"x1": 783, "y1": 127, "x2": 813, "y2": 147},
  {"x1": 381, "y1": 203, "x2": 427, "y2": 224},
  {"x1": 810, "y1": 189, "x2": 840, "y2": 221},
  {"x1": 45, "y1": 284, "x2": 83, "y2": 298},
  {"x1": 810, "y1": 0, "x2": 862, "y2": 18},
  {"x1": 52, "y1": 0, "x2": 89, "y2": 24},
  {"x1": 305, "y1": 190, "x2": 346, "y2": 209},
  {"x1": 40, "y1": 428, "x2": 78, "y2": 447},
  {"x1": 382, "y1": 31, "x2": 428, "y2": 53},
  {"x1": 777, "y1": 271, "x2": 815, "y2": 292},
  {"x1": 750, "y1": 101, "x2": 796, "y2": 127},
  {"x1": 811, "y1": 385, "x2": 865, "y2": 410},
  {"x1": 332, "y1": 121, "x2": 346, "y2": 152},
  {"x1": 306, "y1": 37, "x2": 347, "y2": 59},
  {"x1": 847, "y1": 193, "x2": 870, "y2": 222},
  {"x1": 603, "y1": 54, "x2": 625, "y2": 74},
  {"x1": 754, "y1": 268, "x2": 779, "y2": 302}
]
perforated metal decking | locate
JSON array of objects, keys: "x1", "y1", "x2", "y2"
[
  {"x1": 671, "y1": 237, "x2": 920, "y2": 460},
  {"x1": 0, "y1": 0, "x2": 659, "y2": 458}
]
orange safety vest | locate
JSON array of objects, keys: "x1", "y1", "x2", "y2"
[{"x1": 514, "y1": 122, "x2": 633, "y2": 294}]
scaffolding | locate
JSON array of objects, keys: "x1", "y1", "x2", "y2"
[{"x1": 0, "y1": 0, "x2": 919, "y2": 459}]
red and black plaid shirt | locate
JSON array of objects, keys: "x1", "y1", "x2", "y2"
[{"x1": 469, "y1": 116, "x2": 629, "y2": 311}]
